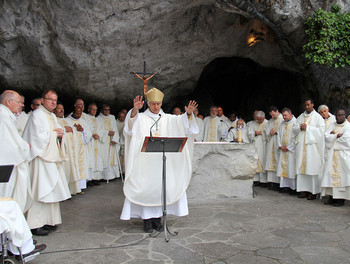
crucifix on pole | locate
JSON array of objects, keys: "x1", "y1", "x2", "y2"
[{"x1": 130, "y1": 61, "x2": 159, "y2": 99}]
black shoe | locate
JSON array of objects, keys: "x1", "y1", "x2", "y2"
[
  {"x1": 31, "y1": 228, "x2": 49, "y2": 236},
  {"x1": 143, "y1": 219, "x2": 153, "y2": 233},
  {"x1": 43, "y1": 225, "x2": 57, "y2": 232},
  {"x1": 87, "y1": 181, "x2": 94, "y2": 187},
  {"x1": 324, "y1": 196, "x2": 336, "y2": 205},
  {"x1": 267, "y1": 183, "x2": 274, "y2": 190},
  {"x1": 333, "y1": 199, "x2": 345, "y2": 207},
  {"x1": 151, "y1": 217, "x2": 164, "y2": 232},
  {"x1": 289, "y1": 189, "x2": 297, "y2": 195},
  {"x1": 253, "y1": 181, "x2": 260, "y2": 186},
  {"x1": 92, "y1": 180, "x2": 100, "y2": 186},
  {"x1": 16, "y1": 244, "x2": 47, "y2": 260}
]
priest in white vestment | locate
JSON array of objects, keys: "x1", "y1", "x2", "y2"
[
  {"x1": 67, "y1": 106, "x2": 92, "y2": 191},
  {"x1": 203, "y1": 106, "x2": 228, "y2": 142},
  {"x1": 117, "y1": 111, "x2": 126, "y2": 174},
  {"x1": 224, "y1": 119, "x2": 249, "y2": 143},
  {"x1": 264, "y1": 106, "x2": 284, "y2": 190},
  {"x1": 248, "y1": 111, "x2": 268, "y2": 185},
  {"x1": 97, "y1": 104, "x2": 120, "y2": 181},
  {"x1": 276, "y1": 108, "x2": 297, "y2": 193},
  {"x1": 318, "y1": 104, "x2": 336, "y2": 130},
  {"x1": 15, "y1": 95, "x2": 28, "y2": 136},
  {"x1": 120, "y1": 88, "x2": 199, "y2": 233},
  {"x1": 54, "y1": 103, "x2": 81, "y2": 195},
  {"x1": 73, "y1": 99, "x2": 94, "y2": 184},
  {"x1": 193, "y1": 108, "x2": 204, "y2": 142},
  {"x1": 321, "y1": 109, "x2": 350, "y2": 207},
  {"x1": 218, "y1": 106, "x2": 229, "y2": 122},
  {"x1": 293, "y1": 99, "x2": 325, "y2": 200},
  {"x1": 0, "y1": 91, "x2": 32, "y2": 213},
  {"x1": 22, "y1": 89, "x2": 71, "y2": 236},
  {"x1": 87, "y1": 103, "x2": 104, "y2": 183}
]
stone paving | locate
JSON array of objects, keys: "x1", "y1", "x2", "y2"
[{"x1": 30, "y1": 179, "x2": 350, "y2": 264}]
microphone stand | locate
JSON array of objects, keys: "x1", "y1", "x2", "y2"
[{"x1": 150, "y1": 114, "x2": 162, "y2": 140}]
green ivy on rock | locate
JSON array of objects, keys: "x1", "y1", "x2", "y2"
[{"x1": 303, "y1": 4, "x2": 350, "y2": 68}]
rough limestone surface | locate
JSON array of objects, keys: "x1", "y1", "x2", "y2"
[
  {"x1": 0, "y1": 0, "x2": 350, "y2": 109},
  {"x1": 188, "y1": 142, "x2": 257, "y2": 200}
]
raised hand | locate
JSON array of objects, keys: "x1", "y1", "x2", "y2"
[
  {"x1": 131, "y1": 95, "x2": 144, "y2": 118},
  {"x1": 184, "y1": 100, "x2": 198, "y2": 115}
]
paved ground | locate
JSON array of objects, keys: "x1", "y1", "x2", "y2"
[{"x1": 30, "y1": 179, "x2": 350, "y2": 264}]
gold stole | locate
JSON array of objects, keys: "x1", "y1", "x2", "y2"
[
  {"x1": 74, "y1": 119, "x2": 86, "y2": 180},
  {"x1": 208, "y1": 118, "x2": 217, "y2": 142},
  {"x1": 280, "y1": 122, "x2": 293, "y2": 177},
  {"x1": 325, "y1": 117, "x2": 332, "y2": 130},
  {"x1": 103, "y1": 116, "x2": 117, "y2": 166},
  {"x1": 91, "y1": 117, "x2": 99, "y2": 167},
  {"x1": 331, "y1": 124, "x2": 344, "y2": 187},
  {"x1": 268, "y1": 118, "x2": 280, "y2": 171},
  {"x1": 300, "y1": 115, "x2": 312, "y2": 174},
  {"x1": 256, "y1": 122, "x2": 266, "y2": 173}
]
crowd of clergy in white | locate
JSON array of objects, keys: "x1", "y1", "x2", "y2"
[
  {"x1": 0, "y1": 89, "x2": 126, "y2": 258},
  {"x1": 2, "y1": 88, "x2": 350, "y2": 254},
  {"x1": 193, "y1": 100, "x2": 350, "y2": 207}
]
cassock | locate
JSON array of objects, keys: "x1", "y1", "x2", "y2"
[
  {"x1": 16, "y1": 111, "x2": 28, "y2": 136},
  {"x1": 67, "y1": 114, "x2": 92, "y2": 189},
  {"x1": 22, "y1": 105, "x2": 71, "y2": 229},
  {"x1": 264, "y1": 114, "x2": 284, "y2": 184},
  {"x1": 195, "y1": 117, "x2": 204, "y2": 142},
  {"x1": 248, "y1": 119, "x2": 268, "y2": 183},
  {"x1": 97, "y1": 113, "x2": 120, "y2": 180},
  {"x1": 293, "y1": 110, "x2": 325, "y2": 194},
  {"x1": 120, "y1": 109, "x2": 198, "y2": 220},
  {"x1": 0, "y1": 104, "x2": 32, "y2": 213},
  {"x1": 57, "y1": 117, "x2": 81, "y2": 195},
  {"x1": 203, "y1": 116, "x2": 227, "y2": 142},
  {"x1": 321, "y1": 120, "x2": 350, "y2": 200},
  {"x1": 276, "y1": 116, "x2": 297, "y2": 189},
  {"x1": 87, "y1": 114, "x2": 104, "y2": 180}
]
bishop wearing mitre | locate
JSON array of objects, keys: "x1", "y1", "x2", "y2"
[{"x1": 120, "y1": 88, "x2": 198, "y2": 233}]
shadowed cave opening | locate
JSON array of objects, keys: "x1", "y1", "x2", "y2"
[{"x1": 184, "y1": 57, "x2": 316, "y2": 121}]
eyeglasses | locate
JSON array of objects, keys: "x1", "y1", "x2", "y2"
[
  {"x1": 103, "y1": 108, "x2": 111, "y2": 111},
  {"x1": 44, "y1": 98, "x2": 57, "y2": 102},
  {"x1": 33, "y1": 104, "x2": 40, "y2": 106},
  {"x1": 10, "y1": 99, "x2": 21, "y2": 104}
]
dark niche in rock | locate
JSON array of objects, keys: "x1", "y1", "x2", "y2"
[{"x1": 182, "y1": 56, "x2": 316, "y2": 120}]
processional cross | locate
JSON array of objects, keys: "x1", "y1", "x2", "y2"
[{"x1": 130, "y1": 61, "x2": 158, "y2": 98}]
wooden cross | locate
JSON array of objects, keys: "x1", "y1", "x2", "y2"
[{"x1": 130, "y1": 61, "x2": 159, "y2": 98}]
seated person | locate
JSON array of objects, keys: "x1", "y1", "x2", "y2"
[
  {"x1": 224, "y1": 119, "x2": 249, "y2": 143},
  {"x1": 0, "y1": 198, "x2": 46, "y2": 258}
]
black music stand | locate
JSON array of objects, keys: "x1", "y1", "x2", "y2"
[
  {"x1": 141, "y1": 136, "x2": 187, "y2": 242},
  {"x1": 0, "y1": 165, "x2": 14, "y2": 183}
]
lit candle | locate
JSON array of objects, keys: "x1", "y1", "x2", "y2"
[{"x1": 237, "y1": 129, "x2": 242, "y2": 143}]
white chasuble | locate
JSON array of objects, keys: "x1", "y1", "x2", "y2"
[
  {"x1": 23, "y1": 106, "x2": 71, "y2": 229},
  {"x1": 88, "y1": 115, "x2": 104, "y2": 179},
  {"x1": 97, "y1": 113, "x2": 120, "y2": 180},
  {"x1": 203, "y1": 116, "x2": 227, "y2": 142},
  {"x1": 264, "y1": 114, "x2": 283, "y2": 172},
  {"x1": 293, "y1": 110, "x2": 325, "y2": 176},
  {"x1": 57, "y1": 117, "x2": 81, "y2": 194},
  {"x1": 321, "y1": 121, "x2": 350, "y2": 200},
  {"x1": 276, "y1": 117, "x2": 297, "y2": 181},
  {"x1": 0, "y1": 105, "x2": 32, "y2": 213},
  {"x1": 122, "y1": 109, "x2": 198, "y2": 208}
]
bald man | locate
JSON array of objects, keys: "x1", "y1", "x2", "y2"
[{"x1": 0, "y1": 90, "x2": 32, "y2": 213}]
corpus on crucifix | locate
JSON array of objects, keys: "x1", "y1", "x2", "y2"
[{"x1": 130, "y1": 61, "x2": 158, "y2": 98}]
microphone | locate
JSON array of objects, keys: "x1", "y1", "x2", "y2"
[
  {"x1": 150, "y1": 114, "x2": 162, "y2": 139},
  {"x1": 220, "y1": 119, "x2": 231, "y2": 129}
]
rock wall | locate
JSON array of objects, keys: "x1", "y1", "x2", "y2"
[{"x1": 0, "y1": 0, "x2": 349, "y2": 111}]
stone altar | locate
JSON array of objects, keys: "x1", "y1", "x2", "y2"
[{"x1": 187, "y1": 142, "x2": 258, "y2": 200}]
